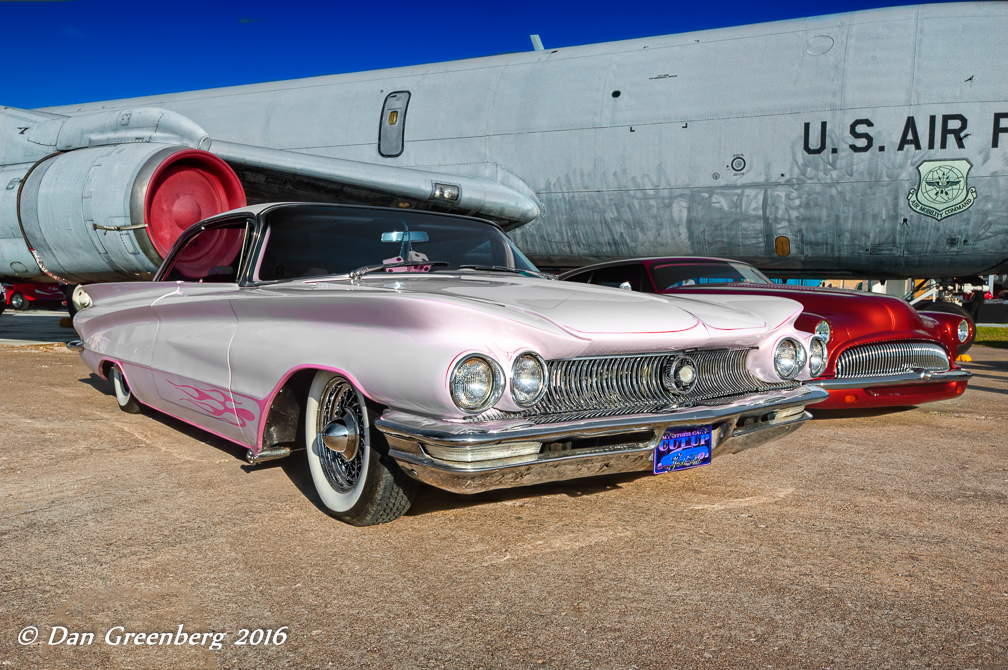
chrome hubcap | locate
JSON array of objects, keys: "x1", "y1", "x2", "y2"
[
  {"x1": 317, "y1": 377, "x2": 364, "y2": 493},
  {"x1": 322, "y1": 410, "x2": 360, "y2": 461}
]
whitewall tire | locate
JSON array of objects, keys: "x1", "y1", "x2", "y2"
[
  {"x1": 305, "y1": 370, "x2": 417, "y2": 526},
  {"x1": 110, "y1": 365, "x2": 141, "y2": 414}
]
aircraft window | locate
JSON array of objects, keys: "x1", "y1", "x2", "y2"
[
  {"x1": 582, "y1": 265, "x2": 653, "y2": 292},
  {"x1": 379, "y1": 91, "x2": 410, "y2": 157},
  {"x1": 162, "y1": 224, "x2": 249, "y2": 283},
  {"x1": 652, "y1": 262, "x2": 772, "y2": 291}
]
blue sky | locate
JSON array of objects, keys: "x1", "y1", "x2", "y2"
[{"x1": 1, "y1": 0, "x2": 934, "y2": 109}]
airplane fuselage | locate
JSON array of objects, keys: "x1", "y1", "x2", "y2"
[{"x1": 3, "y1": 2, "x2": 1007, "y2": 281}]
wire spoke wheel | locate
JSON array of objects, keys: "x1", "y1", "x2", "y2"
[
  {"x1": 317, "y1": 377, "x2": 365, "y2": 493},
  {"x1": 305, "y1": 370, "x2": 418, "y2": 525}
]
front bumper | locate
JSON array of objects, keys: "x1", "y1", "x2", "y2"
[
  {"x1": 811, "y1": 369, "x2": 971, "y2": 409},
  {"x1": 375, "y1": 385, "x2": 828, "y2": 494},
  {"x1": 813, "y1": 368, "x2": 972, "y2": 391}
]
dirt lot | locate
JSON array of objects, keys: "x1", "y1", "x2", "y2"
[{"x1": 0, "y1": 344, "x2": 1005, "y2": 669}]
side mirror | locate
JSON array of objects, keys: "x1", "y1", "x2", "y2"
[{"x1": 619, "y1": 281, "x2": 632, "y2": 291}]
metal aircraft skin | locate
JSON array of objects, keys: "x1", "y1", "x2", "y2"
[{"x1": 1, "y1": 2, "x2": 1006, "y2": 285}]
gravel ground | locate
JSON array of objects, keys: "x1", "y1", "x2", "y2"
[{"x1": 0, "y1": 344, "x2": 1005, "y2": 669}]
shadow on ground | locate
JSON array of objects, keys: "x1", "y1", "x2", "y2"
[
  {"x1": 808, "y1": 406, "x2": 913, "y2": 420},
  {"x1": 406, "y1": 470, "x2": 646, "y2": 517},
  {"x1": 79, "y1": 373, "x2": 114, "y2": 395}
]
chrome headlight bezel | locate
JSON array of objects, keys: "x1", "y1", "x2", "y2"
[
  {"x1": 510, "y1": 352, "x2": 548, "y2": 407},
  {"x1": 957, "y1": 319, "x2": 969, "y2": 343},
  {"x1": 809, "y1": 336, "x2": 828, "y2": 378},
  {"x1": 773, "y1": 337, "x2": 806, "y2": 380},
  {"x1": 449, "y1": 354, "x2": 505, "y2": 412},
  {"x1": 814, "y1": 319, "x2": 831, "y2": 344},
  {"x1": 662, "y1": 355, "x2": 698, "y2": 394}
]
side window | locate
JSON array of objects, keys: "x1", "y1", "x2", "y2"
[
  {"x1": 379, "y1": 91, "x2": 411, "y2": 157},
  {"x1": 162, "y1": 224, "x2": 248, "y2": 283},
  {"x1": 564, "y1": 271, "x2": 592, "y2": 283},
  {"x1": 585, "y1": 265, "x2": 653, "y2": 292}
]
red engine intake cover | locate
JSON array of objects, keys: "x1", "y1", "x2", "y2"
[{"x1": 144, "y1": 150, "x2": 246, "y2": 257}]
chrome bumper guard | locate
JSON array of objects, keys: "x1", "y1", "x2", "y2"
[
  {"x1": 376, "y1": 385, "x2": 828, "y2": 494},
  {"x1": 814, "y1": 368, "x2": 971, "y2": 391}
]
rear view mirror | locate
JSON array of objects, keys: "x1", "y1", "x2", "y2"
[{"x1": 381, "y1": 231, "x2": 429, "y2": 243}]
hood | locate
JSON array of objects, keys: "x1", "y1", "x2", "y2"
[{"x1": 311, "y1": 273, "x2": 798, "y2": 340}]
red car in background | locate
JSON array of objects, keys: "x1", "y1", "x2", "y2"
[
  {"x1": 3, "y1": 282, "x2": 65, "y2": 311},
  {"x1": 561, "y1": 258, "x2": 973, "y2": 410}
]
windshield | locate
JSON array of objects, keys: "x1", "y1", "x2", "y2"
[
  {"x1": 651, "y1": 261, "x2": 772, "y2": 291},
  {"x1": 255, "y1": 207, "x2": 538, "y2": 282}
]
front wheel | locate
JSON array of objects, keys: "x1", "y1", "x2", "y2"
[
  {"x1": 305, "y1": 371, "x2": 417, "y2": 526},
  {"x1": 10, "y1": 292, "x2": 27, "y2": 310}
]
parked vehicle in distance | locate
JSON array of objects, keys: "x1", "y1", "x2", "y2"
[
  {"x1": 4, "y1": 282, "x2": 64, "y2": 311},
  {"x1": 561, "y1": 258, "x2": 972, "y2": 410},
  {"x1": 68, "y1": 204, "x2": 827, "y2": 525}
]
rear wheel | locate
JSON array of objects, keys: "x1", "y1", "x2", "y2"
[
  {"x1": 110, "y1": 365, "x2": 141, "y2": 414},
  {"x1": 10, "y1": 292, "x2": 27, "y2": 310},
  {"x1": 305, "y1": 371, "x2": 416, "y2": 526}
]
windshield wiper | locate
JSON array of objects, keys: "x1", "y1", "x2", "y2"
[
  {"x1": 350, "y1": 260, "x2": 448, "y2": 280},
  {"x1": 459, "y1": 265, "x2": 557, "y2": 280}
]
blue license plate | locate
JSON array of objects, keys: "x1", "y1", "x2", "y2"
[{"x1": 654, "y1": 425, "x2": 712, "y2": 474}]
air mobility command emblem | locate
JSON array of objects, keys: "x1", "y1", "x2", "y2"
[{"x1": 907, "y1": 159, "x2": 977, "y2": 221}]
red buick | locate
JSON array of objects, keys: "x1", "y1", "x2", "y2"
[{"x1": 561, "y1": 258, "x2": 972, "y2": 410}]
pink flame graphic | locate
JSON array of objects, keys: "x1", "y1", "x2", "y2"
[{"x1": 168, "y1": 381, "x2": 256, "y2": 427}]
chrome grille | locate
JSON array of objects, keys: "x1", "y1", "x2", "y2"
[
  {"x1": 470, "y1": 349, "x2": 796, "y2": 422},
  {"x1": 834, "y1": 341, "x2": 949, "y2": 378}
]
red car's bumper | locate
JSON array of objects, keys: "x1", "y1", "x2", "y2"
[{"x1": 810, "y1": 369, "x2": 971, "y2": 409}]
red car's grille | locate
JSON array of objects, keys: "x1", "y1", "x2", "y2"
[{"x1": 834, "y1": 341, "x2": 949, "y2": 378}]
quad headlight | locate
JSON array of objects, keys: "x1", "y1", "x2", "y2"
[
  {"x1": 773, "y1": 338, "x2": 807, "y2": 380},
  {"x1": 663, "y1": 355, "x2": 698, "y2": 394},
  {"x1": 511, "y1": 352, "x2": 547, "y2": 407},
  {"x1": 809, "y1": 337, "x2": 828, "y2": 378},
  {"x1": 814, "y1": 319, "x2": 831, "y2": 343},
  {"x1": 957, "y1": 319, "x2": 970, "y2": 343},
  {"x1": 450, "y1": 355, "x2": 504, "y2": 412}
]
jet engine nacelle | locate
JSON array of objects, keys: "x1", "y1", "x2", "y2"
[{"x1": 0, "y1": 143, "x2": 245, "y2": 283}]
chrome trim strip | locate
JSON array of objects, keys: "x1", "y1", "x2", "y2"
[{"x1": 814, "y1": 368, "x2": 971, "y2": 390}]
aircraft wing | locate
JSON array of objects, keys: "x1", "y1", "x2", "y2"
[{"x1": 208, "y1": 140, "x2": 541, "y2": 226}]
